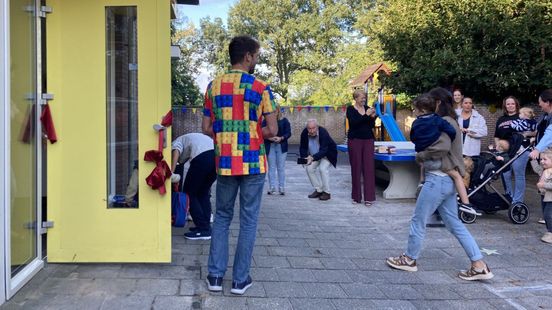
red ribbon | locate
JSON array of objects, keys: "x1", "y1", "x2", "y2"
[
  {"x1": 21, "y1": 104, "x2": 58, "y2": 144},
  {"x1": 41, "y1": 104, "x2": 58, "y2": 143},
  {"x1": 144, "y1": 110, "x2": 173, "y2": 195}
]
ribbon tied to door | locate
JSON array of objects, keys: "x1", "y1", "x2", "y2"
[{"x1": 144, "y1": 110, "x2": 173, "y2": 194}]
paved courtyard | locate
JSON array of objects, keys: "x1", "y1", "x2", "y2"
[{"x1": 3, "y1": 146, "x2": 552, "y2": 310}]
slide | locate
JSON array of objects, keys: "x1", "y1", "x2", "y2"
[{"x1": 375, "y1": 101, "x2": 406, "y2": 141}]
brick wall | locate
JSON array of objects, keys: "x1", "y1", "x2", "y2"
[{"x1": 172, "y1": 103, "x2": 541, "y2": 148}]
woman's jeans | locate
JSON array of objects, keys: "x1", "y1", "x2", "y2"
[
  {"x1": 267, "y1": 143, "x2": 287, "y2": 191},
  {"x1": 502, "y1": 150, "x2": 529, "y2": 204},
  {"x1": 406, "y1": 173, "x2": 483, "y2": 262},
  {"x1": 208, "y1": 174, "x2": 265, "y2": 283},
  {"x1": 541, "y1": 197, "x2": 552, "y2": 233}
]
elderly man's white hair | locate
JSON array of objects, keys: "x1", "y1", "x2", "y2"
[{"x1": 306, "y1": 119, "x2": 318, "y2": 127}]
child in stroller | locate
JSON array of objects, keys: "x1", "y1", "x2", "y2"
[{"x1": 460, "y1": 133, "x2": 531, "y2": 224}]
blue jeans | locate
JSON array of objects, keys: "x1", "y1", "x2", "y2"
[
  {"x1": 502, "y1": 150, "x2": 529, "y2": 204},
  {"x1": 267, "y1": 143, "x2": 287, "y2": 191},
  {"x1": 406, "y1": 173, "x2": 483, "y2": 261},
  {"x1": 208, "y1": 173, "x2": 265, "y2": 283}
]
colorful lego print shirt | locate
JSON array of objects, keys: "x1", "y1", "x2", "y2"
[{"x1": 203, "y1": 69, "x2": 277, "y2": 176}]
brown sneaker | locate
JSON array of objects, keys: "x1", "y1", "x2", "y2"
[
  {"x1": 319, "y1": 192, "x2": 331, "y2": 201},
  {"x1": 458, "y1": 264, "x2": 494, "y2": 281},
  {"x1": 308, "y1": 191, "x2": 322, "y2": 198},
  {"x1": 386, "y1": 254, "x2": 417, "y2": 272}
]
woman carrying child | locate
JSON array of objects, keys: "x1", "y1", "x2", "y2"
[
  {"x1": 495, "y1": 96, "x2": 532, "y2": 205},
  {"x1": 386, "y1": 88, "x2": 493, "y2": 280}
]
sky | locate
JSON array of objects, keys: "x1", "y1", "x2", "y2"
[
  {"x1": 175, "y1": 0, "x2": 236, "y2": 91},
  {"x1": 177, "y1": 0, "x2": 235, "y2": 28}
]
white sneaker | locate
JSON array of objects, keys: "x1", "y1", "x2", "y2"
[
  {"x1": 538, "y1": 218, "x2": 546, "y2": 224},
  {"x1": 541, "y1": 232, "x2": 552, "y2": 244},
  {"x1": 459, "y1": 203, "x2": 482, "y2": 216}
]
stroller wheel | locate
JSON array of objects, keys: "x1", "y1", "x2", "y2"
[
  {"x1": 459, "y1": 210, "x2": 477, "y2": 224},
  {"x1": 508, "y1": 202, "x2": 529, "y2": 224}
]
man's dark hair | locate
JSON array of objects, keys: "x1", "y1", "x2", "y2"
[
  {"x1": 429, "y1": 87, "x2": 456, "y2": 119},
  {"x1": 540, "y1": 89, "x2": 552, "y2": 103},
  {"x1": 412, "y1": 94, "x2": 436, "y2": 113},
  {"x1": 229, "y1": 35, "x2": 260, "y2": 65}
]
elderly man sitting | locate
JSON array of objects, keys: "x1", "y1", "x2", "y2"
[{"x1": 299, "y1": 119, "x2": 338, "y2": 201}]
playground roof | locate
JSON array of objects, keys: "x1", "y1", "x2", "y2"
[{"x1": 350, "y1": 62, "x2": 391, "y2": 87}]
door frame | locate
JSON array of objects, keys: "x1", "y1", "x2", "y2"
[
  {"x1": 3, "y1": 0, "x2": 44, "y2": 300},
  {"x1": 1, "y1": 0, "x2": 7, "y2": 304}
]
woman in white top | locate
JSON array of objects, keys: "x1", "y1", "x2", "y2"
[{"x1": 457, "y1": 97, "x2": 488, "y2": 157}]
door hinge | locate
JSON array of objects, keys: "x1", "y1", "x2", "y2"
[
  {"x1": 40, "y1": 221, "x2": 54, "y2": 234},
  {"x1": 41, "y1": 93, "x2": 54, "y2": 105},
  {"x1": 39, "y1": 6, "x2": 53, "y2": 18}
]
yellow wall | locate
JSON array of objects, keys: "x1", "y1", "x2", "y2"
[{"x1": 46, "y1": 0, "x2": 171, "y2": 262}]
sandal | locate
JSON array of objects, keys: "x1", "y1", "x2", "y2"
[{"x1": 364, "y1": 201, "x2": 373, "y2": 207}]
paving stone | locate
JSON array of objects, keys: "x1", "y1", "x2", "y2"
[
  {"x1": 246, "y1": 297, "x2": 292, "y2": 309},
  {"x1": 339, "y1": 283, "x2": 386, "y2": 299},
  {"x1": 202, "y1": 296, "x2": 246, "y2": 310},
  {"x1": 250, "y1": 268, "x2": 279, "y2": 281},
  {"x1": 276, "y1": 269, "x2": 315, "y2": 282},
  {"x1": 331, "y1": 298, "x2": 376, "y2": 310},
  {"x1": 289, "y1": 298, "x2": 336, "y2": 310},
  {"x1": 370, "y1": 299, "x2": 417, "y2": 309},
  {"x1": 132, "y1": 279, "x2": 179, "y2": 296},
  {"x1": 74, "y1": 265, "x2": 122, "y2": 279},
  {"x1": 287, "y1": 257, "x2": 324, "y2": 269},
  {"x1": 413, "y1": 284, "x2": 462, "y2": 300},
  {"x1": 254, "y1": 256, "x2": 290, "y2": 268},
  {"x1": 301, "y1": 283, "x2": 347, "y2": 298},
  {"x1": 262, "y1": 282, "x2": 308, "y2": 298},
  {"x1": 320, "y1": 258, "x2": 358, "y2": 270},
  {"x1": 220, "y1": 280, "x2": 266, "y2": 297},
  {"x1": 151, "y1": 296, "x2": 194, "y2": 310},
  {"x1": 311, "y1": 269, "x2": 353, "y2": 283},
  {"x1": 100, "y1": 296, "x2": 154, "y2": 310},
  {"x1": 378, "y1": 284, "x2": 424, "y2": 300},
  {"x1": 118, "y1": 265, "x2": 199, "y2": 280}
]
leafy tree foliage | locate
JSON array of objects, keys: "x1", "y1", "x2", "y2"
[
  {"x1": 171, "y1": 23, "x2": 202, "y2": 106},
  {"x1": 365, "y1": 0, "x2": 552, "y2": 102}
]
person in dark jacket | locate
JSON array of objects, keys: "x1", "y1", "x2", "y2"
[
  {"x1": 264, "y1": 108, "x2": 292, "y2": 195},
  {"x1": 299, "y1": 119, "x2": 337, "y2": 201},
  {"x1": 346, "y1": 89, "x2": 377, "y2": 206}
]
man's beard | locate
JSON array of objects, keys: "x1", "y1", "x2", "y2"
[{"x1": 248, "y1": 64, "x2": 256, "y2": 74}]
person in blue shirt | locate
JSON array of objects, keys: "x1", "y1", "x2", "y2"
[{"x1": 411, "y1": 94, "x2": 479, "y2": 216}]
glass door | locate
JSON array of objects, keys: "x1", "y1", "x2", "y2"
[{"x1": 7, "y1": 0, "x2": 43, "y2": 298}]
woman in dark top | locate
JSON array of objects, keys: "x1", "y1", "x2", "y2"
[
  {"x1": 495, "y1": 96, "x2": 528, "y2": 204},
  {"x1": 346, "y1": 89, "x2": 377, "y2": 206},
  {"x1": 264, "y1": 108, "x2": 292, "y2": 195}
]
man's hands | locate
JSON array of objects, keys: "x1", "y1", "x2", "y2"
[
  {"x1": 171, "y1": 173, "x2": 181, "y2": 184},
  {"x1": 306, "y1": 155, "x2": 314, "y2": 165},
  {"x1": 269, "y1": 136, "x2": 283, "y2": 143}
]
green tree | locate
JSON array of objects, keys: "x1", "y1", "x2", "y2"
[
  {"x1": 171, "y1": 22, "x2": 202, "y2": 106},
  {"x1": 227, "y1": 0, "x2": 365, "y2": 101},
  {"x1": 363, "y1": 0, "x2": 552, "y2": 102}
]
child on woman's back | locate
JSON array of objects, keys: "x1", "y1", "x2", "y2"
[{"x1": 410, "y1": 94, "x2": 480, "y2": 216}]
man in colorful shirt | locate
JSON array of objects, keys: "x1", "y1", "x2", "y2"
[{"x1": 202, "y1": 35, "x2": 277, "y2": 295}]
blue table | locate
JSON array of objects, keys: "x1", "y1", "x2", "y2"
[{"x1": 338, "y1": 145, "x2": 420, "y2": 199}]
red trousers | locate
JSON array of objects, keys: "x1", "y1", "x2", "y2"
[{"x1": 347, "y1": 138, "x2": 375, "y2": 202}]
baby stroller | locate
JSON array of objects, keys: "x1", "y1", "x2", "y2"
[{"x1": 459, "y1": 134, "x2": 532, "y2": 224}]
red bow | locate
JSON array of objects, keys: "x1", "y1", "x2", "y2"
[
  {"x1": 21, "y1": 104, "x2": 58, "y2": 144},
  {"x1": 144, "y1": 110, "x2": 173, "y2": 195}
]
